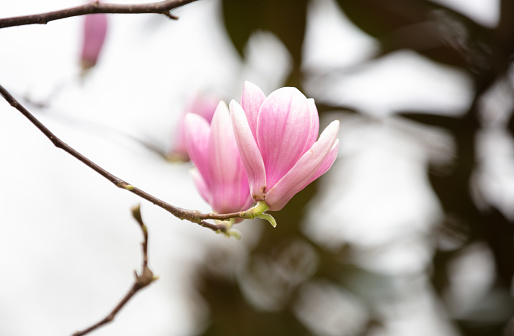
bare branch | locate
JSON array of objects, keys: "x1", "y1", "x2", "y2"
[
  {"x1": 0, "y1": 0, "x2": 197, "y2": 29},
  {"x1": 0, "y1": 84, "x2": 241, "y2": 233},
  {"x1": 72, "y1": 204, "x2": 156, "y2": 336}
]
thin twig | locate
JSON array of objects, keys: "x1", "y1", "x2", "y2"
[
  {"x1": 0, "y1": 84, "x2": 245, "y2": 232},
  {"x1": 0, "y1": 0, "x2": 197, "y2": 29},
  {"x1": 72, "y1": 205, "x2": 156, "y2": 336}
]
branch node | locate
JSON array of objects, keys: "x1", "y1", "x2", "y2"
[{"x1": 135, "y1": 266, "x2": 155, "y2": 289}]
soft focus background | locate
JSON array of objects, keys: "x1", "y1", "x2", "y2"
[{"x1": 0, "y1": 0, "x2": 513, "y2": 335}]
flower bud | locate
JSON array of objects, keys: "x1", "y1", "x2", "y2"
[{"x1": 80, "y1": 8, "x2": 108, "y2": 72}]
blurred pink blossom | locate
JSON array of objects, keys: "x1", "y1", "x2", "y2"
[
  {"x1": 185, "y1": 101, "x2": 253, "y2": 214},
  {"x1": 169, "y1": 94, "x2": 218, "y2": 162},
  {"x1": 230, "y1": 82, "x2": 340, "y2": 211},
  {"x1": 80, "y1": 7, "x2": 108, "y2": 71}
]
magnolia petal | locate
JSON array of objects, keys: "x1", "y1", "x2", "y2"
[
  {"x1": 265, "y1": 120, "x2": 340, "y2": 211},
  {"x1": 230, "y1": 100, "x2": 267, "y2": 201},
  {"x1": 190, "y1": 168, "x2": 212, "y2": 206},
  {"x1": 208, "y1": 102, "x2": 252, "y2": 213},
  {"x1": 256, "y1": 87, "x2": 316, "y2": 190},
  {"x1": 212, "y1": 177, "x2": 252, "y2": 214},
  {"x1": 234, "y1": 158, "x2": 255, "y2": 211},
  {"x1": 300, "y1": 139, "x2": 339, "y2": 191},
  {"x1": 188, "y1": 94, "x2": 218, "y2": 122},
  {"x1": 169, "y1": 95, "x2": 217, "y2": 161},
  {"x1": 209, "y1": 101, "x2": 239, "y2": 187},
  {"x1": 184, "y1": 113, "x2": 211, "y2": 183},
  {"x1": 81, "y1": 13, "x2": 108, "y2": 70},
  {"x1": 300, "y1": 99, "x2": 320, "y2": 154},
  {"x1": 241, "y1": 81, "x2": 266, "y2": 139}
]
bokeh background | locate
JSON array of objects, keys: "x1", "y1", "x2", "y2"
[{"x1": 0, "y1": 0, "x2": 513, "y2": 335}]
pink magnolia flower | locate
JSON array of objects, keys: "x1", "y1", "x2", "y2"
[
  {"x1": 169, "y1": 94, "x2": 218, "y2": 162},
  {"x1": 185, "y1": 101, "x2": 253, "y2": 214},
  {"x1": 80, "y1": 8, "x2": 108, "y2": 71},
  {"x1": 230, "y1": 82, "x2": 340, "y2": 211}
]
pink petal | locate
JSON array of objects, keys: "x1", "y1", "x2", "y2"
[
  {"x1": 256, "y1": 87, "x2": 318, "y2": 190},
  {"x1": 241, "y1": 81, "x2": 266, "y2": 139},
  {"x1": 211, "y1": 160, "x2": 253, "y2": 213},
  {"x1": 184, "y1": 113, "x2": 211, "y2": 183},
  {"x1": 190, "y1": 168, "x2": 212, "y2": 206},
  {"x1": 189, "y1": 94, "x2": 218, "y2": 123},
  {"x1": 208, "y1": 102, "x2": 239, "y2": 184},
  {"x1": 301, "y1": 99, "x2": 320, "y2": 153},
  {"x1": 81, "y1": 13, "x2": 108, "y2": 69},
  {"x1": 208, "y1": 102, "x2": 252, "y2": 213},
  {"x1": 169, "y1": 95, "x2": 218, "y2": 161},
  {"x1": 232, "y1": 157, "x2": 255, "y2": 211},
  {"x1": 265, "y1": 120, "x2": 340, "y2": 211},
  {"x1": 301, "y1": 139, "x2": 339, "y2": 189},
  {"x1": 230, "y1": 100, "x2": 267, "y2": 201}
]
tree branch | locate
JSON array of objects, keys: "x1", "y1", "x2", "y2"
[
  {"x1": 0, "y1": 0, "x2": 198, "y2": 29},
  {"x1": 72, "y1": 204, "x2": 156, "y2": 336},
  {"x1": 0, "y1": 84, "x2": 247, "y2": 233}
]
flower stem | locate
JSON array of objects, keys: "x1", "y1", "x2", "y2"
[{"x1": 241, "y1": 201, "x2": 277, "y2": 228}]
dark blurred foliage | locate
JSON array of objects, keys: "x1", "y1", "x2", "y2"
[{"x1": 195, "y1": 0, "x2": 514, "y2": 335}]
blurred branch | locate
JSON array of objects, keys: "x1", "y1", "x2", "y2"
[
  {"x1": 397, "y1": 111, "x2": 459, "y2": 130},
  {"x1": 0, "y1": 84, "x2": 248, "y2": 234},
  {"x1": 72, "y1": 205, "x2": 156, "y2": 336},
  {"x1": 0, "y1": 0, "x2": 197, "y2": 29}
]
